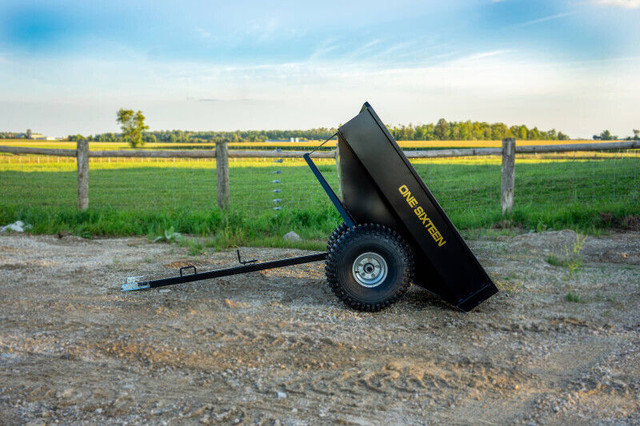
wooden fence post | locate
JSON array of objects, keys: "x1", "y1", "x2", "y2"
[
  {"x1": 77, "y1": 140, "x2": 89, "y2": 210},
  {"x1": 501, "y1": 138, "x2": 516, "y2": 215},
  {"x1": 216, "y1": 141, "x2": 229, "y2": 209}
]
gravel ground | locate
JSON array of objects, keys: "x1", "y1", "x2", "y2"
[{"x1": 1, "y1": 230, "x2": 639, "y2": 425}]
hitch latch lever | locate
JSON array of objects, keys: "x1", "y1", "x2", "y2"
[{"x1": 237, "y1": 249, "x2": 258, "y2": 265}]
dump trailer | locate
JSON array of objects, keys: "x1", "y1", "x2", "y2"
[{"x1": 123, "y1": 103, "x2": 498, "y2": 311}]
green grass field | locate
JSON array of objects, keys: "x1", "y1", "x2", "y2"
[{"x1": 1, "y1": 152, "x2": 638, "y2": 249}]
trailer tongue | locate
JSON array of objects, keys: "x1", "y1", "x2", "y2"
[{"x1": 123, "y1": 103, "x2": 497, "y2": 311}]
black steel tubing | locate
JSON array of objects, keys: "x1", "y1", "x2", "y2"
[
  {"x1": 303, "y1": 153, "x2": 355, "y2": 227},
  {"x1": 140, "y1": 252, "x2": 328, "y2": 289}
]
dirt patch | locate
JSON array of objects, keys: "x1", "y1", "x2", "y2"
[{"x1": 1, "y1": 232, "x2": 639, "y2": 424}]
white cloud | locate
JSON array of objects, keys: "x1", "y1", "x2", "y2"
[
  {"x1": 195, "y1": 28, "x2": 211, "y2": 39},
  {"x1": 2, "y1": 50, "x2": 639, "y2": 138},
  {"x1": 307, "y1": 38, "x2": 340, "y2": 61},
  {"x1": 592, "y1": 0, "x2": 640, "y2": 8},
  {"x1": 514, "y1": 12, "x2": 575, "y2": 28},
  {"x1": 245, "y1": 17, "x2": 283, "y2": 42},
  {"x1": 348, "y1": 39, "x2": 383, "y2": 58},
  {"x1": 464, "y1": 49, "x2": 513, "y2": 61}
]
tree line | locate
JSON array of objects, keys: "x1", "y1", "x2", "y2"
[
  {"x1": 389, "y1": 119, "x2": 570, "y2": 141},
  {"x1": 84, "y1": 128, "x2": 339, "y2": 143},
  {"x1": 80, "y1": 118, "x2": 572, "y2": 143},
  {"x1": 593, "y1": 129, "x2": 640, "y2": 141},
  {"x1": 4, "y1": 118, "x2": 640, "y2": 143}
]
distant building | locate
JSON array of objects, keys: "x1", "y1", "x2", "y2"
[
  {"x1": 29, "y1": 133, "x2": 58, "y2": 141},
  {"x1": 289, "y1": 137, "x2": 300, "y2": 142}
]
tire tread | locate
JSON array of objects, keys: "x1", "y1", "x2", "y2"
[{"x1": 325, "y1": 223, "x2": 414, "y2": 312}]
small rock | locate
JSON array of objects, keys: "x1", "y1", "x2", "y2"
[
  {"x1": 277, "y1": 391, "x2": 287, "y2": 399},
  {"x1": 283, "y1": 231, "x2": 301, "y2": 241},
  {"x1": 59, "y1": 388, "x2": 75, "y2": 399}
]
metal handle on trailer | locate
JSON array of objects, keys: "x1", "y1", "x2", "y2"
[{"x1": 302, "y1": 153, "x2": 355, "y2": 228}]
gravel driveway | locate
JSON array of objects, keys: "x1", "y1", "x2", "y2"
[{"x1": 1, "y1": 231, "x2": 639, "y2": 424}]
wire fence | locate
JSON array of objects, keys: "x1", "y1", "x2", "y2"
[
  {"x1": 412, "y1": 150, "x2": 640, "y2": 226},
  {"x1": 0, "y1": 145, "x2": 639, "y2": 229},
  {"x1": 0, "y1": 155, "x2": 340, "y2": 213}
]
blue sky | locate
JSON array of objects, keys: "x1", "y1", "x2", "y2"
[{"x1": 0, "y1": 0, "x2": 639, "y2": 137}]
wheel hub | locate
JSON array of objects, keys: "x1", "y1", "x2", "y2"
[{"x1": 352, "y1": 252, "x2": 388, "y2": 288}]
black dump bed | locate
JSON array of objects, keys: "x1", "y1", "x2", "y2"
[{"x1": 337, "y1": 103, "x2": 497, "y2": 311}]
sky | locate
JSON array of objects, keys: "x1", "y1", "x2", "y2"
[{"x1": 0, "y1": 0, "x2": 639, "y2": 138}]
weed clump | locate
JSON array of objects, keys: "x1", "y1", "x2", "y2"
[
  {"x1": 565, "y1": 292, "x2": 581, "y2": 303},
  {"x1": 546, "y1": 233, "x2": 587, "y2": 279}
]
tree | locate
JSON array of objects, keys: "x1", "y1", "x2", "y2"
[
  {"x1": 598, "y1": 129, "x2": 617, "y2": 141},
  {"x1": 633, "y1": 129, "x2": 639, "y2": 140},
  {"x1": 451, "y1": 125, "x2": 461, "y2": 140},
  {"x1": 460, "y1": 121, "x2": 472, "y2": 140},
  {"x1": 491, "y1": 123, "x2": 510, "y2": 140},
  {"x1": 26, "y1": 129, "x2": 32, "y2": 139},
  {"x1": 517, "y1": 126, "x2": 528, "y2": 140},
  {"x1": 434, "y1": 118, "x2": 449, "y2": 140},
  {"x1": 116, "y1": 108, "x2": 149, "y2": 148}
]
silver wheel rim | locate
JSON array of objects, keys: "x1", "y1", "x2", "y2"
[{"x1": 352, "y1": 252, "x2": 388, "y2": 288}]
